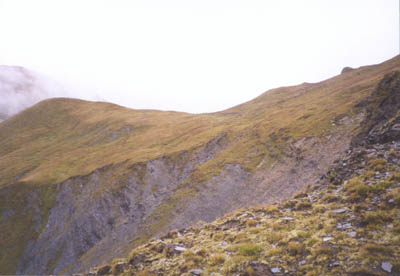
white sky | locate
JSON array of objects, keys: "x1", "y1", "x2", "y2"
[{"x1": 0, "y1": 0, "x2": 398, "y2": 113}]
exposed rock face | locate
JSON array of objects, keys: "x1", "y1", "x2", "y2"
[
  {"x1": 86, "y1": 130, "x2": 400, "y2": 275},
  {"x1": 170, "y1": 123, "x2": 359, "y2": 231},
  {"x1": 17, "y1": 134, "x2": 229, "y2": 274},
  {"x1": 353, "y1": 71, "x2": 400, "y2": 146},
  {"x1": 15, "y1": 111, "x2": 362, "y2": 274},
  {"x1": 325, "y1": 72, "x2": 400, "y2": 186}
]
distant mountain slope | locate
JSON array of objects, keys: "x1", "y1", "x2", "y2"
[
  {"x1": 0, "y1": 65, "x2": 64, "y2": 122},
  {"x1": 0, "y1": 56, "x2": 399, "y2": 275},
  {"x1": 89, "y1": 78, "x2": 400, "y2": 274}
]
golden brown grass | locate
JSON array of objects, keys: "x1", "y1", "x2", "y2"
[
  {"x1": 1, "y1": 56, "x2": 400, "y2": 189},
  {"x1": 1, "y1": 55, "x2": 400, "y2": 275}
]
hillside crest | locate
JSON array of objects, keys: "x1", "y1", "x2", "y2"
[{"x1": 0, "y1": 56, "x2": 400, "y2": 275}]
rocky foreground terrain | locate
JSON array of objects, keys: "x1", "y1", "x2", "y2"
[{"x1": 88, "y1": 72, "x2": 400, "y2": 275}]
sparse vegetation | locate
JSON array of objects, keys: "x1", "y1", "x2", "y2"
[{"x1": 369, "y1": 158, "x2": 387, "y2": 172}]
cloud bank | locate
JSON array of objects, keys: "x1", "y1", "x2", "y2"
[{"x1": 0, "y1": 66, "x2": 68, "y2": 122}]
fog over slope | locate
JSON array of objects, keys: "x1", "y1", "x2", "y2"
[{"x1": 0, "y1": 65, "x2": 67, "y2": 122}]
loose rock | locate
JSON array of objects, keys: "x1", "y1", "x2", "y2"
[
  {"x1": 190, "y1": 269, "x2": 204, "y2": 275},
  {"x1": 347, "y1": 232, "x2": 357, "y2": 238},
  {"x1": 271, "y1": 267, "x2": 281, "y2": 273},
  {"x1": 174, "y1": 246, "x2": 187, "y2": 252},
  {"x1": 331, "y1": 208, "x2": 347, "y2": 214},
  {"x1": 381, "y1": 262, "x2": 392, "y2": 273},
  {"x1": 281, "y1": 217, "x2": 294, "y2": 221}
]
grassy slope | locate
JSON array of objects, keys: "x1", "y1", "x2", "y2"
[
  {"x1": 0, "y1": 55, "x2": 400, "y2": 274},
  {"x1": 0, "y1": 100, "x2": 225, "y2": 187},
  {"x1": 89, "y1": 68, "x2": 400, "y2": 275},
  {"x1": 0, "y1": 56, "x2": 399, "y2": 189}
]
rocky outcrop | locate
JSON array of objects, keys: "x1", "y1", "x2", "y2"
[
  {"x1": 341, "y1": 67, "x2": 354, "y2": 74},
  {"x1": 352, "y1": 71, "x2": 400, "y2": 146}
]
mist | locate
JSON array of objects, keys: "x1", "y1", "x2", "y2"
[
  {"x1": 0, "y1": 66, "x2": 69, "y2": 122},
  {"x1": 0, "y1": 0, "x2": 398, "y2": 114}
]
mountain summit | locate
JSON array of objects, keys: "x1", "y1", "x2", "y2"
[{"x1": 0, "y1": 56, "x2": 400, "y2": 275}]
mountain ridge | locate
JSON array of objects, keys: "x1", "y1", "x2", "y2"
[
  {"x1": 88, "y1": 69, "x2": 400, "y2": 275},
  {"x1": 0, "y1": 55, "x2": 400, "y2": 274}
]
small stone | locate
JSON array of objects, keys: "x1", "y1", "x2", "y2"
[
  {"x1": 347, "y1": 232, "x2": 357, "y2": 238},
  {"x1": 391, "y1": 124, "x2": 400, "y2": 131},
  {"x1": 336, "y1": 223, "x2": 351, "y2": 230},
  {"x1": 388, "y1": 198, "x2": 395, "y2": 203},
  {"x1": 342, "y1": 223, "x2": 351, "y2": 229},
  {"x1": 331, "y1": 208, "x2": 346, "y2": 214},
  {"x1": 271, "y1": 267, "x2": 281, "y2": 273},
  {"x1": 174, "y1": 246, "x2": 187, "y2": 252},
  {"x1": 381, "y1": 262, "x2": 392, "y2": 273},
  {"x1": 330, "y1": 262, "x2": 340, "y2": 267},
  {"x1": 281, "y1": 217, "x2": 294, "y2": 221},
  {"x1": 386, "y1": 224, "x2": 393, "y2": 229},
  {"x1": 323, "y1": 237, "x2": 332, "y2": 242},
  {"x1": 190, "y1": 269, "x2": 204, "y2": 275},
  {"x1": 299, "y1": 260, "x2": 306, "y2": 265}
]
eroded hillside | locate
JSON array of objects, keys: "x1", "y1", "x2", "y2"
[
  {"x1": 88, "y1": 71, "x2": 400, "y2": 275},
  {"x1": 0, "y1": 56, "x2": 399, "y2": 274}
]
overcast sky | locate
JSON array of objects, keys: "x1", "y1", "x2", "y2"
[{"x1": 0, "y1": 0, "x2": 398, "y2": 113}]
